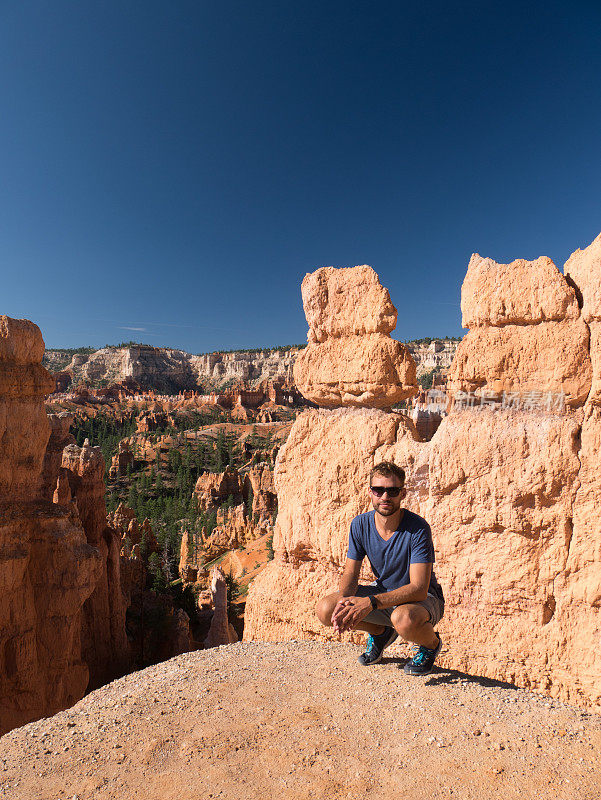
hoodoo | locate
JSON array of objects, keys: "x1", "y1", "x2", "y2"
[{"x1": 293, "y1": 265, "x2": 418, "y2": 407}]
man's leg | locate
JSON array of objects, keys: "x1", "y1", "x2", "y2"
[
  {"x1": 315, "y1": 591, "x2": 387, "y2": 635},
  {"x1": 390, "y1": 603, "x2": 439, "y2": 649}
]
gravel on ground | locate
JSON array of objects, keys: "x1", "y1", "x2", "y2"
[{"x1": 1, "y1": 641, "x2": 600, "y2": 800}]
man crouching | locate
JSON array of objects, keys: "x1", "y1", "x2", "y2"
[{"x1": 316, "y1": 462, "x2": 445, "y2": 675}]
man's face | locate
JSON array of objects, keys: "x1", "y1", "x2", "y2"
[{"x1": 369, "y1": 473, "x2": 406, "y2": 517}]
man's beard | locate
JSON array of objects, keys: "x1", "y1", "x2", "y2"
[{"x1": 375, "y1": 504, "x2": 399, "y2": 517}]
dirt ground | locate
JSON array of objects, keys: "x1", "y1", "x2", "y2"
[{"x1": 1, "y1": 641, "x2": 600, "y2": 800}]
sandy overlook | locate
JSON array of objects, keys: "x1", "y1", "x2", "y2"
[{"x1": 1, "y1": 641, "x2": 600, "y2": 800}]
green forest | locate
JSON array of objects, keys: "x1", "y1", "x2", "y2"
[{"x1": 70, "y1": 410, "x2": 274, "y2": 594}]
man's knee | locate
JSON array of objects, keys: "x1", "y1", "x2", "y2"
[
  {"x1": 391, "y1": 604, "x2": 429, "y2": 637},
  {"x1": 315, "y1": 593, "x2": 338, "y2": 626}
]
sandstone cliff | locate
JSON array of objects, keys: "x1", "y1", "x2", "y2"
[
  {"x1": 0, "y1": 318, "x2": 103, "y2": 735},
  {"x1": 43, "y1": 345, "x2": 301, "y2": 393},
  {"x1": 57, "y1": 443, "x2": 131, "y2": 690},
  {"x1": 0, "y1": 316, "x2": 134, "y2": 735},
  {"x1": 405, "y1": 338, "x2": 459, "y2": 378},
  {"x1": 245, "y1": 246, "x2": 601, "y2": 709}
]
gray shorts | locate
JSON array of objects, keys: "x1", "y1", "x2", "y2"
[{"x1": 355, "y1": 584, "x2": 444, "y2": 628}]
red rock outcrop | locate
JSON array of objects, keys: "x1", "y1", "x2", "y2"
[
  {"x1": 194, "y1": 468, "x2": 244, "y2": 511},
  {"x1": 50, "y1": 370, "x2": 72, "y2": 393},
  {"x1": 448, "y1": 321, "x2": 591, "y2": 406},
  {"x1": 0, "y1": 317, "x2": 102, "y2": 735},
  {"x1": 245, "y1": 248, "x2": 601, "y2": 709},
  {"x1": 136, "y1": 411, "x2": 168, "y2": 433},
  {"x1": 293, "y1": 266, "x2": 418, "y2": 408},
  {"x1": 426, "y1": 408, "x2": 584, "y2": 692},
  {"x1": 108, "y1": 440, "x2": 134, "y2": 478},
  {"x1": 461, "y1": 254, "x2": 580, "y2": 327},
  {"x1": 181, "y1": 465, "x2": 276, "y2": 574},
  {"x1": 433, "y1": 244, "x2": 599, "y2": 704},
  {"x1": 245, "y1": 463, "x2": 276, "y2": 522},
  {"x1": 301, "y1": 265, "x2": 397, "y2": 342},
  {"x1": 202, "y1": 504, "x2": 272, "y2": 561},
  {"x1": 0, "y1": 317, "x2": 55, "y2": 501},
  {"x1": 55, "y1": 443, "x2": 130, "y2": 690},
  {"x1": 449, "y1": 253, "x2": 591, "y2": 406},
  {"x1": 203, "y1": 567, "x2": 238, "y2": 648},
  {"x1": 108, "y1": 503, "x2": 159, "y2": 556}
]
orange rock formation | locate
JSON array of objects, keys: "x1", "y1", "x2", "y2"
[
  {"x1": 0, "y1": 317, "x2": 104, "y2": 734},
  {"x1": 449, "y1": 252, "x2": 592, "y2": 406},
  {"x1": 108, "y1": 440, "x2": 135, "y2": 478},
  {"x1": 45, "y1": 441, "x2": 131, "y2": 691},
  {"x1": 203, "y1": 567, "x2": 238, "y2": 648},
  {"x1": 293, "y1": 265, "x2": 418, "y2": 407},
  {"x1": 564, "y1": 231, "x2": 601, "y2": 403},
  {"x1": 181, "y1": 464, "x2": 276, "y2": 572},
  {"x1": 245, "y1": 240, "x2": 601, "y2": 709}
]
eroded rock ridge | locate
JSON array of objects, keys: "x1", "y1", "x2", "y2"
[{"x1": 0, "y1": 317, "x2": 129, "y2": 735}]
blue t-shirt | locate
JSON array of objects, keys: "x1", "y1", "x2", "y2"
[{"x1": 347, "y1": 509, "x2": 444, "y2": 602}]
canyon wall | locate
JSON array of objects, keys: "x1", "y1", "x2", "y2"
[
  {"x1": 58, "y1": 444, "x2": 131, "y2": 690},
  {"x1": 179, "y1": 464, "x2": 277, "y2": 575},
  {"x1": 0, "y1": 317, "x2": 130, "y2": 735},
  {"x1": 245, "y1": 245, "x2": 601, "y2": 709},
  {"x1": 0, "y1": 319, "x2": 100, "y2": 734},
  {"x1": 43, "y1": 345, "x2": 300, "y2": 392},
  {"x1": 405, "y1": 339, "x2": 458, "y2": 377}
]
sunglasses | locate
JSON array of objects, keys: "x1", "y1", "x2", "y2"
[{"x1": 370, "y1": 486, "x2": 403, "y2": 498}]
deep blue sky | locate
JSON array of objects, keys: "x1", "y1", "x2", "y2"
[{"x1": 2, "y1": 2, "x2": 601, "y2": 352}]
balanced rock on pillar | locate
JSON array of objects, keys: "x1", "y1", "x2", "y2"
[
  {"x1": 301, "y1": 265, "x2": 397, "y2": 342},
  {"x1": 247, "y1": 237, "x2": 601, "y2": 708},
  {"x1": 449, "y1": 253, "x2": 591, "y2": 407},
  {"x1": 461, "y1": 253, "x2": 579, "y2": 327},
  {"x1": 293, "y1": 265, "x2": 418, "y2": 407}
]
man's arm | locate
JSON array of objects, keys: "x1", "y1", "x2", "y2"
[
  {"x1": 339, "y1": 558, "x2": 362, "y2": 597},
  {"x1": 332, "y1": 562, "x2": 433, "y2": 633},
  {"x1": 331, "y1": 558, "x2": 362, "y2": 632},
  {"x1": 372, "y1": 562, "x2": 432, "y2": 608}
]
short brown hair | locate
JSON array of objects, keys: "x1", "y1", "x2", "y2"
[{"x1": 369, "y1": 461, "x2": 405, "y2": 487}]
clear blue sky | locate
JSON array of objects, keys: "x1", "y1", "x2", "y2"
[{"x1": 2, "y1": 1, "x2": 601, "y2": 352}]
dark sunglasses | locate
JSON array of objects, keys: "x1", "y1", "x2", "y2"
[{"x1": 370, "y1": 486, "x2": 403, "y2": 497}]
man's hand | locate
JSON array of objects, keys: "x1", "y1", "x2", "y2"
[{"x1": 331, "y1": 595, "x2": 372, "y2": 634}]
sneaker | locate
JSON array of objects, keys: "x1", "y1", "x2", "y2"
[
  {"x1": 403, "y1": 633, "x2": 442, "y2": 675},
  {"x1": 357, "y1": 628, "x2": 398, "y2": 666}
]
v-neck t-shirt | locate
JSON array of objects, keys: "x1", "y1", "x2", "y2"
[{"x1": 347, "y1": 509, "x2": 444, "y2": 602}]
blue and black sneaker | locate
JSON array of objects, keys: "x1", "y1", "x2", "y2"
[
  {"x1": 357, "y1": 628, "x2": 398, "y2": 666},
  {"x1": 403, "y1": 633, "x2": 442, "y2": 676}
]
